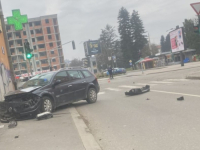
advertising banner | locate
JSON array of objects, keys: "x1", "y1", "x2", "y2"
[
  {"x1": 84, "y1": 40, "x2": 101, "y2": 56},
  {"x1": 170, "y1": 28, "x2": 184, "y2": 53}
]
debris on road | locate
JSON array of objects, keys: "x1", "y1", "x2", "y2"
[
  {"x1": 15, "y1": 136, "x2": 19, "y2": 138},
  {"x1": 177, "y1": 96, "x2": 184, "y2": 101},
  {"x1": 8, "y1": 120, "x2": 17, "y2": 129},
  {"x1": 146, "y1": 98, "x2": 150, "y2": 100},
  {"x1": 37, "y1": 112, "x2": 53, "y2": 120},
  {"x1": 125, "y1": 85, "x2": 150, "y2": 96}
]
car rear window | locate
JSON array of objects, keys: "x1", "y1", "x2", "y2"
[{"x1": 82, "y1": 70, "x2": 92, "y2": 77}]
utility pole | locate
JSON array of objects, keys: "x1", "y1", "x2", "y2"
[{"x1": 0, "y1": 1, "x2": 17, "y2": 90}]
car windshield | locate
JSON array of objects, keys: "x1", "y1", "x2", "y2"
[{"x1": 22, "y1": 72, "x2": 55, "y2": 88}]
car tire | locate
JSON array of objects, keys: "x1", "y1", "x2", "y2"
[
  {"x1": 41, "y1": 96, "x2": 53, "y2": 113},
  {"x1": 86, "y1": 88, "x2": 97, "y2": 104}
]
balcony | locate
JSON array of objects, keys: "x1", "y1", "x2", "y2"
[
  {"x1": 38, "y1": 48, "x2": 46, "y2": 52},
  {"x1": 37, "y1": 64, "x2": 40, "y2": 68},
  {"x1": 37, "y1": 40, "x2": 45, "y2": 44},
  {"x1": 16, "y1": 44, "x2": 23, "y2": 47},
  {"x1": 14, "y1": 67, "x2": 19, "y2": 71},
  {"x1": 12, "y1": 60, "x2": 18, "y2": 64},
  {"x1": 41, "y1": 63, "x2": 49, "y2": 67},
  {"x1": 19, "y1": 59, "x2": 25, "y2": 62},
  {"x1": 40, "y1": 56, "x2": 48, "y2": 60},
  {"x1": 20, "y1": 66, "x2": 26, "y2": 70}
]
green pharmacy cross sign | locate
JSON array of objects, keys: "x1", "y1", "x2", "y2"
[{"x1": 7, "y1": 9, "x2": 28, "y2": 31}]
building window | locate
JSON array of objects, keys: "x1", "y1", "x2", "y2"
[
  {"x1": 52, "y1": 58, "x2": 56, "y2": 62},
  {"x1": 51, "y1": 51, "x2": 54, "y2": 54},
  {"x1": 45, "y1": 19, "x2": 49, "y2": 24},
  {"x1": 33, "y1": 46, "x2": 37, "y2": 50},
  {"x1": 23, "y1": 31, "x2": 26, "y2": 35},
  {"x1": 54, "y1": 66, "x2": 57, "y2": 70},
  {"x1": 48, "y1": 35, "x2": 52, "y2": 39},
  {"x1": 37, "y1": 69, "x2": 40, "y2": 71},
  {"x1": 32, "y1": 38, "x2": 35, "y2": 42},
  {"x1": 49, "y1": 43, "x2": 53, "y2": 47},
  {"x1": 47, "y1": 27, "x2": 51, "y2": 34},
  {"x1": 29, "y1": 22, "x2": 33, "y2": 27},
  {"x1": 31, "y1": 30, "x2": 34, "y2": 34}
]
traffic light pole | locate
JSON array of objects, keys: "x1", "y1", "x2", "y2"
[{"x1": 0, "y1": 2, "x2": 17, "y2": 90}]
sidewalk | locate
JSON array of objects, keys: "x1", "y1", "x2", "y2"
[{"x1": 0, "y1": 106, "x2": 85, "y2": 150}]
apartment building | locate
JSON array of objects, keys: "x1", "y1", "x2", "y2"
[{"x1": 6, "y1": 14, "x2": 65, "y2": 76}]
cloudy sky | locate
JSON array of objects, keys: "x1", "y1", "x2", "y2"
[{"x1": 1, "y1": 0, "x2": 196, "y2": 60}]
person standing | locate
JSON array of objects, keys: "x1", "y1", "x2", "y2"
[{"x1": 108, "y1": 66, "x2": 113, "y2": 79}]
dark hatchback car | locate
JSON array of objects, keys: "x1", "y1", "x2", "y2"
[{"x1": 0, "y1": 68, "x2": 100, "y2": 118}]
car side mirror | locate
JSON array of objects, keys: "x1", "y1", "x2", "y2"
[{"x1": 53, "y1": 80, "x2": 61, "y2": 87}]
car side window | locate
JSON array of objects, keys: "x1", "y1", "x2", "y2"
[
  {"x1": 54, "y1": 71, "x2": 69, "y2": 82},
  {"x1": 67, "y1": 70, "x2": 83, "y2": 80},
  {"x1": 82, "y1": 70, "x2": 92, "y2": 77}
]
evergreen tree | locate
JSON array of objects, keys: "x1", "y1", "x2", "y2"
[
  {"x1": 165, "y1": 34, "x2": 171, "y2": 52},
  {"x1": 160, "y1": 35, "x2": 166, "y2": 52},
  {"x1": 96, "y1": 24, "x2": 117, "y2": 69},
  {"x1": 118, "y1": 7, "x2": 132, "y2": 66},
  {"x1": 130, "y1": 10, "x2": 147, "y2": 61}
]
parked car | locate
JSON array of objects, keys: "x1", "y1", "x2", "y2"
[
  {"x1": 1, "y1": 68, "x2": 100, "y2": 118},
  {"x1": 103, "y1": 68, "x2": 126, "y2": 76}
]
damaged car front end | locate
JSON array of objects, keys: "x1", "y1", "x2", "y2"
[{"x1": 0, "y1": 87, "x2": 42, "y2": 119}]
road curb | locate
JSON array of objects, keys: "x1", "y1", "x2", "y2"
[{"x1": 69, "y1": 107, "x2": 102, "y2": 150}]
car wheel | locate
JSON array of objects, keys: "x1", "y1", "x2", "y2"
[
  {"x1": 86, "y1": 88, "x2": 97, "y2": 104},
  {"x1": 41, "y1": 96, "x2": 53, "y2": 112}
]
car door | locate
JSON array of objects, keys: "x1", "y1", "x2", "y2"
[
  {"x1": 53, "y1": 71, "x2": 75, "y2": 106},
  {"x1": 67, "y1": 70, "x2": 87, "y2": 101}
]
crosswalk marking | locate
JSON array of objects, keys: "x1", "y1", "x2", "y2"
[
  {"x1": 150, "y1": 81, "x2": 172, "y2": 84},
  {"x1": 98, "y1": 92, "x2": 105, "y2": 95},
  {"x1": 133, "y1": 83, "x2": 157, "y2": 86},
  {"x1": 164, "y1": 79, "x2": 189, "y2": 82},
  {"x1": 119, "y1": 85, "x2": 141, "y2": 89},
  {"x1": 105, "y1": 88, "x2": 121, "y2": 91}
]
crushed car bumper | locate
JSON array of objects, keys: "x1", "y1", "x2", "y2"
[{"x1": 0, "y1": 94, "x2": 42, "y2": 118}]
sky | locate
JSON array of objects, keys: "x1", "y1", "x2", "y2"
[{"x1": 1, "y1": 0, "x2": 196, "y2": 60}]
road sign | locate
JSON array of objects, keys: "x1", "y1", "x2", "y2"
[
  {"x1": 129, "y1": 60, "x2": 132, "y2": 63},
  {"x1": 191, "y1": 2, "x2": 200, "y2": 15},
  {"x1": 7, "y1": 9, "x2": 28, "y2": 31}
]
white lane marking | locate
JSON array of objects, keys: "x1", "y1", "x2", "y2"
[
  {"x1": 164, "y1": 79, "x2": 189, "y2": 82},
  {"x1": 69, "y1": 107, "x2": 102, "y2": 150},
  {"x1": 105, "y1": 88, "x2": 121, "y2": 91},
  {"x1": 151, "y1": 90, "x2": 200, "y2": 98},
  {"x1": 150, "y1": 81, "x2": 173, "y2": 84},
  {"x1": 119, "y1": 85, "x2": 141, "y2": 88},
  {"x1": 98, "y1": 92, "x2": 105, "y2": 95},
  {"x1": 134, "y1": 83, "x2": 157, "y2": 86}
]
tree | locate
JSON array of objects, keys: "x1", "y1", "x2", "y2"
[
  {"x1": 141, "y1": 44, "x2": 159, "y2": 57},
  {"x1": 160, "y1": 35, "x2": 166, "y2": 52},
  {"x1": 183, "y1": 19, "x2": 200, "y2": 54},
  {"x1": 130, "y1": 10, "x2": 147, "y2": 61},
  {"x1": 96, "y1": 24, "x2": 117, "y2": 70},
  {"x1": 118, "y1": 7, "x2": 133, "y2": 67},
  {"x1": 69, "y1": 58, "x2": 82, "y2": 67},
  {"x1": 165, "y1": 34, "x2": 171, "y2": 52}
]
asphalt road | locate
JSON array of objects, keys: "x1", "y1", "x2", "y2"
[{"x1": 74, "y1": 65, "x2": 200, "y2": 150}]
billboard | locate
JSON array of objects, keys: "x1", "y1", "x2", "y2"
[
  {"x1": 170, "y1": 28, "x2": 184, "y2": 53},
  {"x1": 84, "y1": 40, "x2": 101, "y2": 56}
]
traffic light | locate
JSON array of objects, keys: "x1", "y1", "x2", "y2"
[
  {"x1": 26, "y1": 53, "x2": 33, "y2": 59},
  {"x1": 194, "y1": 26, "x2": 199, "y2": 33},
  {"x1": 24, "y1": 41, "x2": 33, "y2": 60},
  {"x1": 72, "y1": 40, "x2": 76, "y2": 50},
  {"x1": 82, "y1": 57, "x2": 90, "y2": 68}
]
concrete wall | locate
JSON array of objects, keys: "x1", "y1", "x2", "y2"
[{"x1": 0, "y1": 16, "x2": 14, "y2": 101}]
